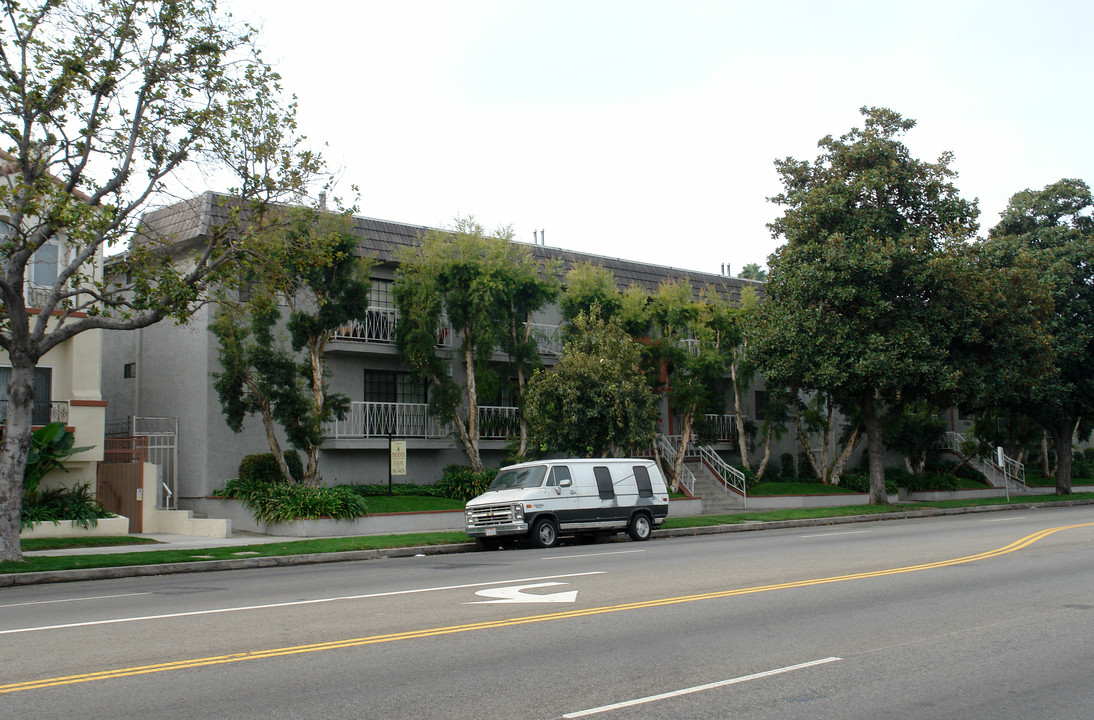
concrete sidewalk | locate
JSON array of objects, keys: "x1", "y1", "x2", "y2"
[{"x1": 21, "y1": 530, "x2": 298, "y2": 557}]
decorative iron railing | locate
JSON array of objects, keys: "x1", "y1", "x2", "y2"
[
  {"x1": 477, "y1": 405, "x2": 521, "y2": 440},
  {"x1": 525, "y1": 323, "x2": 562, "y2": 356},
  {"x1": 332, "y1": 307, "x2": 453, "y2": 348},
  {"x1": 703, "y1": 414, "x2": 739, "y2": 443},
  {"x1": 0, "y1": 400, "x2": 69, "y2": 425},
  {"x1": 323, "y1": 402, "x2": 522, "y2": 440}
]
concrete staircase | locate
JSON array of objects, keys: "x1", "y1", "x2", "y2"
[{"x1": 685, "y1": 460, "x2": 747, "y2": 513}]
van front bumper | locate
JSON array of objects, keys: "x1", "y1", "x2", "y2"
[{"x1": 465, "y1": 522, "x2": 529, "y2": 538}]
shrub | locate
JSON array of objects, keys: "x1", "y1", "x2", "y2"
[
  {"x1": 901, "y1": 472, "x2": 958, "y2": 493},
  {"x1": 238, "y1": 452, "x2": 300, "y2": 484},
  {"x1": 839, "y1": 472, "x2": 898, "y2": 496},
  {"x1": 1067, "y1": 450, "x2": 1094, "y2": 479},
  {"x1": 285, "y1": 450, "x2": 305, "y2": 483},
  {"x1": 436, "y1": 465, "x2": 497, "y2": 501},
  {"x1": 214, "y1": 477, "x2": 368, "y2": 524},
  {"x1": 779, "y1": 453, "x2": 796, "y2": 481},
  {"x1": 21, "y1": 481, "x2": 112, "y2": 529}
]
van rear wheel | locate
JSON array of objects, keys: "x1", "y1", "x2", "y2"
[
  {"x1": 627, "y1": 513, "x2": 652, "y2": 541},
  {"x1": 530, "y1": 517, "x2": 559, "y2": 548}
]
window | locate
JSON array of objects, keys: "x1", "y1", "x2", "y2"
[
  {"x1": 123, "y1": 363, "x2": 136, "y2": 379},
  {"x1": 363, "y1": 370, "x2": 427, "y2": 404},
  {"x1": 547, "y1": 465, "x2": 571, "y2": 487},
  {"x1": 754, "y1": 390, "x2": 769, "y2": 421},
  {"x1": 633, "y1": 465, "x2": 653, "y2": 498},
  {"x1": 31, "y1": 242, "x2": 58, "y2": 287},
  {"x1": 0, "y1": 215, "x2": 14, "y2": 243},
  {"x1": 369, "y1": 279, "x2": 394, "y2": 309},
  {"x1": 0, "y1": 366, "x2": 53, "y2": 425},
  {"x1": 593, "y1": 466, "x2": 615, "y2": 500}
]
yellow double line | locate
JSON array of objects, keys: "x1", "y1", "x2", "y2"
[{"x1": 3, "y1": 522, "x2": 1091, "y2": 694}]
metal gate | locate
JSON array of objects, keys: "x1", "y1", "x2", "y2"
[{"x1": 132, "y1": 416, "x2": 178, "y2": 510}]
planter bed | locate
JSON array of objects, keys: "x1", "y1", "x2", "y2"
[{"x1": 20, "y1": 516, "x2": 131, "y2": 539}]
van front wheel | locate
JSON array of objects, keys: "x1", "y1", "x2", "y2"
[
  {"x1": 530, "y1": 517, "x2": 559, "y2": 548},
  {"x1": 627, "y1": 513, "x2": 652, "y2": 541}
]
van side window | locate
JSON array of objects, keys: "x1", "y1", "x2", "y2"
[
  {"x1": 593, "y1": 466, "x2": 615, "y2": 500},
  {"x1": 547, "y1": 466, "x2": 571, "y2": 487},
  {"x1": 634, "y1": 465, "x2": 653, "y2": 498}
]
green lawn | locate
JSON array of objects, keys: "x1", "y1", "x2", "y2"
[
  {"x1": 362, "y1": 495, "x2": 465, "y2": 513},
  {"x1": 20, "y1": 536, "x2": 160, "y2": 552}
]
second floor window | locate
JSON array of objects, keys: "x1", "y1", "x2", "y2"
[
  {"x1": 363, "y1": 370, "x2": 427, "y2": 405},
  {"x1": 31, "y1": 242, "x2": 59, "y2": 287}
]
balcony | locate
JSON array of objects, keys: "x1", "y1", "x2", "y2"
[
  {"x1": 323, "y1": 402, "x2": 520, "y2": 441},
  {"x1": 0, "y1": 400, "x2": 70, "y2": 426},
  {"x1": 331, "y1": 308, "x2": 560, "y2": 356},
  {"x1": 332, "y1": 307, "x2": 453, "y2": 349},
  {"x1": 525, "y1": 322, "x2": 562, "y2": 356},
  {"x1": 703, "y1": 414, "x2": 739, "y2": 443}
]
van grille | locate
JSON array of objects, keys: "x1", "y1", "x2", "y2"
[{"x1": 467, "y1": 504, "x2": 516, "y2": 527}]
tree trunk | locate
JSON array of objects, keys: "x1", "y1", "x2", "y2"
[
  {"x1": 1041, "y1": 431, "x2": 1052, "y2": 476},
  {"x1": 670, "y1": 415, "x2": 694, "y2": 493},
  {"x1": 754, "y1": 425, "x2": 772, "y2": 479},
  {"x1": 829, "y1": 423, "x2": 860, "y2": 486},
  {"x1": 457, "y1": 339, "x2": 483, "y2": 473},
  {"x1": 861, "y1": 393, "x2": 888, "y2": 505},
  {"x1": 304, "y1": 339, "x2": 326, "y2": 486},
  {"x1": 242, "y1": 373, "x2": 294, "y2": 483},
  {"x1": 1051, "y1": 418, "x2": 1074, "y2": 495},
  {"x1": 0, "y1": 362, "x2": 37, "y2": 562},
  {"x1": 731, "y1": 360, "x2": 750, "y2": 470}
]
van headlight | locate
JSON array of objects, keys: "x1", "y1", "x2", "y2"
[{"x1": 513, "y1": 504, "x2": 524, "y2": 521}]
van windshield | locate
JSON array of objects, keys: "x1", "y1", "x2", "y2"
[{"x1": 488, "y1": 466, "x2": 547, "y2": 490}]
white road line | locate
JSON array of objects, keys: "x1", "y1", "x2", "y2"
[
  {"x1": 562, "y1": 657, "x2": 842, "y2": 718},
  {"x1": 982, "y1": 517, "x2": 1025, "y2": 522},
  {"x1": 0, "y1": 592, "x2": 151, "y2": 609},
  {"x1": 0, "y1": 572, "x2": 605, "y2": 636},
  {"x1": 799, "y1": 530, "x2": 871, "y2": 538},
  {"x1": 542, "y1": 549, "x2": 646, "y2": 560}
]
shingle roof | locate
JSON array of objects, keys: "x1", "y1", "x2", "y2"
[{"x1": 137, "y1": 192, "x2": 760, "y2": 301}]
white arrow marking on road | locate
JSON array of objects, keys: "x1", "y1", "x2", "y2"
[{"x1": 466, "y1": 581, "x2": 578, "y2": 604}]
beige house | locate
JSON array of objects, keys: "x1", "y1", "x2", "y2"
[{"x1": 1, "y1": 152, "x2": 106, "y2": 491}]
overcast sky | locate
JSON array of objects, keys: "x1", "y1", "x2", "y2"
[{"x1": 221, "y1": 0, "x2": 1093, "y2": 278}]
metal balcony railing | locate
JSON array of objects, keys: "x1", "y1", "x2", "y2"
[
  {"x1": 0, "y1": 400, "x2": 69, "y2": 425},
  {"x1": 323, "y1": 402, "x2": 522, "y2": 441},
  {"x1": 332, "y1": 307, "x2": 453, "y2": 348},
  {"x1": 703, "y1": 414, "x2": 739, "y2": 443},
  {"x1": 525, "y1": 323, "x2": 562, "y2": 355}
]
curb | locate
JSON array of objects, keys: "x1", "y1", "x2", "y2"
[{"x1": 5, "y1": 499, "x2": 1094, "y2": 587}]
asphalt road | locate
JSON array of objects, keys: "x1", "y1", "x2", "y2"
[{"x1": 2, "y1": 506, "x2": 1093, "y2": 719}]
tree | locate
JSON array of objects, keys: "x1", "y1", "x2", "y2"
[
  {"x1": 983, "y1": 179, "x2": 1094, "y2": 494},
  {"x1": 751, "y1": 107, "x2": 980, "y2": 504},
  {"x1": 795, "y1": 391, "x2": 861, "y2": 485},
  {"x1": 524, "y1": 311, "x2": 660, "y2": 457},
  {"x1": 393, "y1": 218, "x2": 556, "y2": 472},
  {"x1": 0, "y1": 0, "x2": 321, "y2": 561},
  {"x1": 738, "y1": 263, "x2": 767, "y2": 281},
  {"x1": 211, "y1": 211, "x2": 370, "y2": 485},
  {"x1": 647, "y1": 281, "x2": 738, "y2": 490}
]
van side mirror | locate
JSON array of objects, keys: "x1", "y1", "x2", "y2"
[{"x1": 559, "y1": 477, "x2": 572, "y2": 488}]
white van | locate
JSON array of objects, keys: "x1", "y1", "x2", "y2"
[{"x1": 465, "y1": 458, "x2": 670, "y2": 549}]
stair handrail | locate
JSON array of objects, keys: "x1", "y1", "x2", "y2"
[
  {"x1": 941, "y1": 431, "x2": 1027, "y2": 491},
  {"x1": 655, "y1": 434, "x2": 696, "y2": 495},
  {"x1": 694, "y1": 443, "x2": 748, "y2": 501}
]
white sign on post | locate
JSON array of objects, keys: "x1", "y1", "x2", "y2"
[{"x1": 390, "y1": 440, "x2": 407, "y2": 476}]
